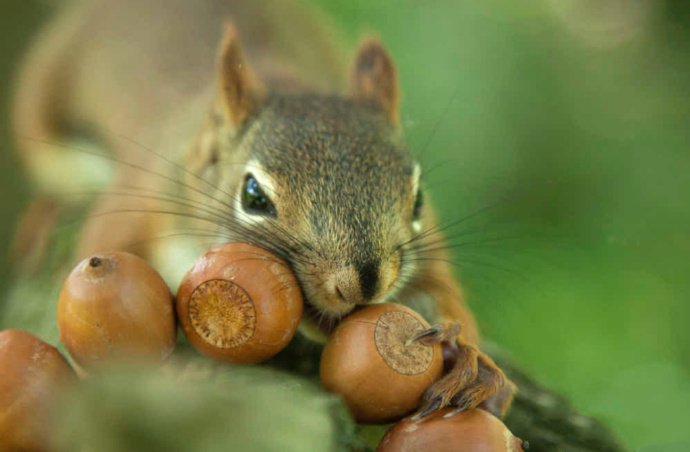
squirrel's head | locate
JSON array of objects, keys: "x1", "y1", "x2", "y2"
[{"x1": 191, "y1": 25, "x2": 428, "y2": 323}]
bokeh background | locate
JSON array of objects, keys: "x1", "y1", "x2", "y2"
[{"x1": 1, "y1": 0, "x2": 689, "y2": 450}]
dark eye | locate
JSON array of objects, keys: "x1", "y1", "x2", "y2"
[
  {"x1": 412, "y1": 189, "x2": 423, "y2": 221},
  {"x1": 241, "y1": 174, "x2": 276, "y2": 217}
]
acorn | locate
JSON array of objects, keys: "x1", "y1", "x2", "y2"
[
  {"x1": 176, "y1": 242, "x2": 303, "y2": 363},
  {"x1": 57, "y1": 252, "x2": 176, "y2": 367},
  {"x1": 320, "y1": 303, "x2": 444, "y2": 423},
  {"x1": 377, "y1": 408, "x2": 525, "y2": 452},
  {"x1": 0, "y1": 329, "x2": 76, "y2": 451}
]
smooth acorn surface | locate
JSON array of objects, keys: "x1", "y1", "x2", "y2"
[
  {"x1": 320, "y1": 303, "x2": 443, "y2": 423},
  {"x1": 57, "y1": 252, "x2": 176, "y2": 367},
  {"x1": 377, "y1": 408, "x2": 525, "y2": 452},
  {"x1": 0, "y1": 329, "x2": 76, "y2": 451},
  {"x1": 176, "y1": 242, "x2": 303, "y2": 363}
]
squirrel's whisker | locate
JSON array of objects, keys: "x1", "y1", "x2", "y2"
[
  {"x1": 414, "y1": 84, "x2": 461, "y2": 164},
  {"x1": 407, "y1": 235, "x2": 530, "y2": 256},
  {"x1": 57, "y1": 189, "x2": 239, "y2": 227},
  {"x1": 394, "y1": 201, "x2": 506, "y2": 252},
  {"x1": 21, "y1": 136, "x2": 240, "y2": 213}
]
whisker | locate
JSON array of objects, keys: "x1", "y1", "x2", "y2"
[
  {"x1": 395, "y1": 200, "x2": 509, "y2": 253},
  {"x1": 22, "y1": 136, "x2": 326, "y2": 270},
  {"x1": 21, "y1": 137, "x2": 236, "y2": 213},
  {"x1": 58, "y1": 188, "x2": 239, "y2": 227},
  {"x1": 123, "y1": 234, "x2": 224, "y2": 253},
  {"x1": 407, "y1": 235, "x2": 530, "y2": 256},
  {"x1": 117, "y1": 134, "x2": 291, "y2": 200},
  {"x1": 415, "y1": 84, "x2": 461, "y2": 164}
]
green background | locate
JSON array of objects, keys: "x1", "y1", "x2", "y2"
[{"x1": 2, "y1": 0, "x2": 690, "y2": 450}]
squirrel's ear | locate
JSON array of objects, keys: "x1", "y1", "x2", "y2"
[
  {"x1": 217, "y1": 23, "x2": 264, "y2": 126},
  {"x1": 351, "y1": 38, "x2": 400, "y2": 125}
]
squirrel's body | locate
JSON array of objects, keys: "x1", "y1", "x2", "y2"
[
  {"x1": 14, "y1": 0, "x2": 346, "y2": 263},
  {"x1": 13, "y1": 0, "x2": 513, "y2": 417},
  {"x1": 16, "y1": 0, "x2": 345, "y2": 144}
]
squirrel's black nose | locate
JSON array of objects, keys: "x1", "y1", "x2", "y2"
[{"x1": 357, "y1": 260, "x2": 380, "y2": 302}]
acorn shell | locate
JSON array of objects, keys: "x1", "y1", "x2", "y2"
[
  {"x1": 176, "y1": 242, "x2": 303, "y2": 364},
  {"x1": 0, "y1": 329, "x2": 76, "y2": 451},
  {"x1": 377, "y1": 408, "x2": 525, "y2": 452},
  {"x1": 320, "y1": 303, "x2": 443, "y2": 423},
  {"x1": 57, "y1": 252, "x2": 176, "y2": 367}
]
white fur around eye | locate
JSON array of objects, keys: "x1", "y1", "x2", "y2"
[
  {"x1": 412, "y1": 163, "x2": 422, "y2": 233},
  {"x1": 233, "y1": 159, "x2": 278, "y2": 226},
  {"x1": 412, "y1": 163, "x2": 421, "y2": 196}
]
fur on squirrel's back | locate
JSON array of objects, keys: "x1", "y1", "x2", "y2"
[{"x1": 13, "y1": 0, "x2": 348, "y2": 154}]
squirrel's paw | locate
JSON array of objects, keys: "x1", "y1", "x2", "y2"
[{"x1": 413, "y1": 341, "x2": 514, "y2": 420}]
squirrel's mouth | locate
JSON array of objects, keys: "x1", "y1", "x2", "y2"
[
  {"x1": 280, "y1": 260, "x2": 336, "y2": 339},
  {"x1": 302, "y1": 299, "x2": 343, "y2": 334},
  {"x1": 298, "y1": 302, "x2": 334, "y2": 343},
  {"x1": 298, "y1": 296, "x2": 365, "y2": 343},
  {"x1": 291, "y1": 269, "x2": 358, "y2": 319},
  {"x1": 286, "y1": 260, "x2": 366, "y2": 338}
]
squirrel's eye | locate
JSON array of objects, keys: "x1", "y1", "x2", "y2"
[
  {"x1": 412, "y1": 189, "x2": 424, "y2": 221},
  {"x1": 241, "y1": 174, "x2": 276, "y2": 217}
]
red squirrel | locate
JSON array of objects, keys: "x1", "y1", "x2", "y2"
[{"x1": 13, "y1": 0, "x2": 514, "y2": 418}]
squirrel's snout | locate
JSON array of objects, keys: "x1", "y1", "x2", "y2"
[
  {"x1": 306, "y1": 256, "x2": 400, "y2": 316},
  {"x1": 328, "y1": 268, "x2": 365, "y2": 306},
  {"x1": 328, "y1": 261, "x2": 381, "y2": 306}
]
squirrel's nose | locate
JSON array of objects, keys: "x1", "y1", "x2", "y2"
[
  {"x1": 333, "y1": 283, "x2": 354, "y2": 304},
  {"x1": 330, "y1": 270, "x2": 363, "y2": 306},
  {"x1": 329, "y1": 261, "x2": 380, "y2": 305}
]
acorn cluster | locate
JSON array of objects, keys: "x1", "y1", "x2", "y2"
[{"x1": 1, "y1": 242, "x2": 522, "y2": 451}]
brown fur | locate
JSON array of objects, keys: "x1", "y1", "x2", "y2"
[
  {"x1": 351, "y1": 38, "x2": 400, "y2": 125},
  {"x1": 217, "y1": 23, "x2": 265, "y2": 126},
  {"x1": 13, "y1": 0, "x2": 513, "y2": 417}
]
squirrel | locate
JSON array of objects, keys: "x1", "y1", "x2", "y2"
[{"x1": 12, "y1": 0, "x2": 515, "y2": 419}]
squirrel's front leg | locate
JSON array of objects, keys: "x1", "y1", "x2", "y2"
[{"x1": 396, "y1": 243, "x2": 515, "y2": 419}]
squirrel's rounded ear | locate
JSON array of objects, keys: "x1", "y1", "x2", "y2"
[
  {"x1": 217, "y1": 23, "x2": 264, "y2": 126},
  {"x1": 351, "y1": 38, "x2": 400, "y2": 125}
]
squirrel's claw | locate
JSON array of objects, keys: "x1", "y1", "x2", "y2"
[
  {"x1": 442, "y1": 407, "x2": 463, "y2": 419},
  {"x1": 406, "y1": 322, "x2": 461, "y2": 346},
  {"x1": 411, "y1": 396, "x2": 442, "y2": 421},
  {"x1": 413, "y1": 343, "x2": 514, "y2": 419}
]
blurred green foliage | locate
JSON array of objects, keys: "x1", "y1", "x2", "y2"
[
  {"x1": 0, "y1": 2, "x2": 42, "y2": 301},
  {"x1": 2, "y1": 0, "x2": 690, "y2": 450}
]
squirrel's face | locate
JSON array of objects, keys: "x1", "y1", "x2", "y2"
[
  {"x1": 198, "y1": 27, "x2": 425, "y2": 322},
  {"x1": 220, "y1": 96, "x2": 422, "y2": 319}
]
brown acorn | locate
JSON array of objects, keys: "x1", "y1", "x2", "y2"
[
  {"x1": 320, "y1": 303, "x2": 444, "y2": 423},
  {"x1": 377, "y1": 408, "x2": 525, "y2": 452},
  {"x1": 0, "y1": 329, "x2": 76, "y2": 451},
  {"x1": 57, "y1": 252, "x2": 176, "y2": 367},
  {"x1": 176, "y1": 242, "x2": 303, "y2": 363}
]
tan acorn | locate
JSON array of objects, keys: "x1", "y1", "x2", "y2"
[
  {"x1": 320, "y1": 303, "x2": 444, "y2": 423},
  {"x1": 377, "y1": 408, "x2": 525, "y2": 452},
  {"x1": 176, "y1": 242, "x2": 303, "y2": 363},
  {"x1": 0, "y1": 329, "x2": 76, "y2": 451},
  {"x1": 57, "y1": 252, "x2": 176, "y2": 367}
]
